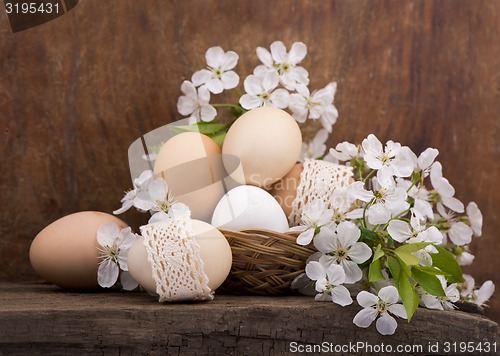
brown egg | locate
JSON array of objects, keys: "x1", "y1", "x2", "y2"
[
  {"x1": 222, "y1": 107, "x2": 302, "y2": 187},
  {"x1": 269, "y1": 163, "x2": 303, "y2": 218},
  {"x1": 153, "y1": 132, "x2": 224, "y2": 222},
  {"x1": 29, "y1": 211, "x2": 128, "y2": 289}
]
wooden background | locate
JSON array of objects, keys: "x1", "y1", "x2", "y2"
[{"x1": 1, "y1": 0, "x2": 499, "y2": 322}]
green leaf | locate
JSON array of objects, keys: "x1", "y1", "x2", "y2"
[
  {"x1": 360, "y1": 227, "x2": 379, "y2": 241},
  {"x1": 387, "y1": 256, "x2": 401, "y2": 281},
  {"x1": 431, "y1": 246, "x2": 464, "y2": 283},
  {"x1": 196, "y1": 121, "x2": 230, "y2": 135},
  {"x1": 368, "y1": 259, "x2": 384, "y2": 282},
  {"x1": 397, "y1": 274, "x2": 419, "y2": 322},
  {"x1": 395, "y1": 242, "x2": 432, "y2": 254},
  {"x1": 210, "y1": 131, "x2": 227, "y2": 147},
  {"x1": 411, "y1": 268, "x2": 446, "y2": 297},
  {"x1": 373, "y1": 244, "x2": 384, "y2": 261},
  {"x1": 394, "y1": 251, "x2": 420, "y2": 267},
  {"x1": 395, "y1": 255, "x2": 412, "y2": 276},
  {"x1": 169, "y1": 122, "x2": 230, "y2": 136},
  {"x1": 413, "y1": 266, "x2": 449, "y2": 276}
]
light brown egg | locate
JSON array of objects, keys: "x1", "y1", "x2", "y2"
[
  {"x1": 269, "y1": 163, "x2": 303, "y2": 218},
  {"x1": 222, "y1": 107, "x2": 302, "y2": 188},
  {"x1": 127, "y1": 220, "x2": 232, "y2": 295},
  {"x1": 29, "y1": 211, "x2": 128, "y2": 289},
  {"x1": 153, "y1": 132, "x2": 224, "y2": 222}
]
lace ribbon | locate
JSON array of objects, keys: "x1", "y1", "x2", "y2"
[
  {"x1": 289, "y1": 159, "x2": 354, "y2": 226},
  {"x1": 140, "y1": 216, "x2": 213, "y2": 302}
]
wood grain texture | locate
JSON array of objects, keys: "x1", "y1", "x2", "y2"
[
  {"x1": 0, "y1": 283, "x2": 498, "y2": 355},
  {"x1": 0, "y1": 0, "x2": 499, "y2": 321}
]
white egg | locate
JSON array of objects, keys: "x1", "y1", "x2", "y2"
[
  {"x1": 211, "y1": 185, "x2": 289, "y2": 232},
  {"x1": 127, "y1": 220, "x2": 232, "y2": 295}
]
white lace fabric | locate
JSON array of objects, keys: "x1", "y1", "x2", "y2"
[
  {"x1": 289, "y1": 159, "x2": 354, "y2": 226},
  {"x1": 140, "y1": 217, "x2": 213, "y2": 302}
]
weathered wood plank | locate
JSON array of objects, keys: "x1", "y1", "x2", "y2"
[
  {"x1": 0, "y1": 0, "x2": 499, "y2": 323},
  {"x1": 0, "y1": 283, "x2": 498, "y2": 355}
]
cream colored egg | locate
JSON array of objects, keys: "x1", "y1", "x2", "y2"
[
  {"x1": 127, "y1": 220, "x2": 232, "y2": 294},
  {"x1": 222, "y1": 107, "x2": 302, "y2": 187},
  {"x1": 29, "y1": 211, "x2": 128, "y2": 289},
  {"x1": 153, "y1": 132, "x2": 225, "y2": 222},
  {"x1": 211, "y1": 185, "x2": 289, "y2": 232}
]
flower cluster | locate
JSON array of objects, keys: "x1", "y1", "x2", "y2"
[
  {"x1": 291, "y1": 133, "x2": 494, "y2": 335},
  {"x1": 175, "y1": 41, "x2": 339, "y2": 158},
  {"x1": 112, "y1": 41, "x2": 494, "y2": 334},
  {"x1": 101, "y1": 170, "x2": 189, "y2": 289}
]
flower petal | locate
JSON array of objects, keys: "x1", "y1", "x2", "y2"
[
  {"x1": 305, "y1": 261, "x2": 325, "y2": 281},
  {"x1": 356, "y1": 291, "x2": 379, "y2": 308},
  {"x1": 336, "y1": 221, "x2": 360, "y2": 248},
  {"x1": 418, "y1": 148, "x2": 439, "y2": 170},
  {"x1": 97, "y1": 260, "x2": 119, "y2": 288},
  {"x1": 270, "y1": 41, "x2": 287, "y2": 63},
  {"x1": 348, "y1": 242, "x2": 372, "y2": 264},
  {"x1": 120, "y1": 271, "x2": 139, "y2": 291},
  {"x1": 205, "y1": 78, "x2": 224, "y2": 94},
  {"x1": 297, "y1": 228, "x2": 314, "y2": 246},
  {"x1": 191, "y1": 70, "x2": 212, "y2": 87},
  {"x1": 388, "y1": 303, "x2": 407, "y2": 319},
  {"x1": 376, "y1": 313, "x2": 398, "y2": 335},
  {"x1": 288, "y1": 42, "x2": 307, "y2": 64},
  {"x1": 388, "y1": 220, "x2": 412, "y2": 243},
  {"x1": 270, "y1": 89, "x2": 290, "y2": 109},
  {"x1": 205, "y1": 46, "x2": 224, "y2": 68},
  {"x1": 353, "y1": 307, "x2": 378, "y2": 328},
  {"x1": 341, "y1": 259, "x2": 363, "y2": 284},
  {"x1": 331, "y1": 285, "x2": 353, "y2": 306},
  {"x1": 256, "y1": 47, "x2": 273, "y2": 67},
  {"x1": 221, "y1": 51, "x2": 239, "y2": 70},
  {"x1": 221, "y1": 71, "x2": 240, "y2": 90},
  {"x1": 326, "y1": 264, "x2": 346, "y2": 285},
  {"x1": 239, "y1": 94, "x2": 262, "y2": 110},
  {"x1": 448, "y1": 222, "x2": 473, "y2": 246},
  {"x1": 378, "y1": 286, "x2": 399, "y2": 304},
  {"x1": 200, "y1": 104, "x2": 217, "y2": 122},
  {"x1": 97, "y1": 222, "x2": 119, "y2": 247}
]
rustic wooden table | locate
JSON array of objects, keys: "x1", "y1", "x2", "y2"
[{"x1": 0, "y1": 282, "x2": 498, "y2": 355}]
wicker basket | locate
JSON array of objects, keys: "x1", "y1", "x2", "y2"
[{"x1": 218, "y1": 229, "x2": 316, "y2": 295}]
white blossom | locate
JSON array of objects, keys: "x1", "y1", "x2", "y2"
[
  {"x1": 289, "y1": 82, "x2": 338, "y2": 132},
  {"x1": 113, "y1": 170, "x2": 154, "y2": 215},
  {"x1": 290, "y1": 200, "x2": 333, "y2": 246},
  {"x1": 314, "y1": 221, "x2": 372, "y2": 284},
  {"x1": 135, "y1": 177, "x2": 176, "y2": 214},
  {"x1": 148, "y1": 202, "x2": 191, "y2": 224},
  {"x1": 239, "y1": 71, "x2": 289, "y2": 110},
  {"x1": 254, "y1": 41, "x2": 309, "y2": 90},
  {"x1": 353, "y1": 286, "x2": 407, "y2": 335},
  {"x1": 466, "y1": 202, "x2": 483, "y2": 237},
  {"x1": 97, "y1": 223, "x2": 139, "y2": 290},
  {"x1": 353, "y1": 178, "x2": 410, "y2": 225},
  {"x1": 299, "y1": 129, "x2": 329, "y2": 162},
  {"x1": 419, "y1": 275, "x2": 459, "y2": 310},
  {"x1": 306, "y1": 261, "x2": 353, "y2": 306},
  {"x1": 472, "y1": 280, "x2": 495, "y2": 307},
  {"x1": 388, "y1": 212, "x2": 442, "y2": 266},
  {"x1": 361, "y1": 134, "x2": 414, "y2": 187},
  {"x1": 325, "y1": 141, "x2": 360, "y2": 163},
  {"x1": 430, "y1": 162, "x2": 464, "y2": 213},
  {"x1": 191, "y1": 46, "x2": 239, "y2": 94},
  {"x1": 456, "y1": 250, "x2": 475, "y2": 266},
  {"x1": 460, "y1": 274, "x2": 476, "y2": 299},
  {"x1": 177, "y1": 81, "x2": 217, "y2": 122},
  {"x1": 397, "y1": 178, "x2": 434, "y2": 221},
  {"x1": 329, "y1": 185, "x2": 361, "y2": 223},
  {"x1": 436, "y1": 203, "x2": 472, "y2": 246}
]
